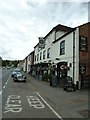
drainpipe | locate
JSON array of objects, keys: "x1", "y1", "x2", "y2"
[{"x1": 73, "y1": 31, "x2": 75, "y2": 83}]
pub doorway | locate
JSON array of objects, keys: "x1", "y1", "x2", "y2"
[{"x1": 57, "y1": 61, "x2": 68, "y2": 87}]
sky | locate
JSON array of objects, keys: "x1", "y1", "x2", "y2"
[{"x1": 0, "y1": 0, "x2": 89, "y2": 60}]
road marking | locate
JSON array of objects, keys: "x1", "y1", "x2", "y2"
[
  {"x1": 4, "y1": 95, "x2": 22, "y2": 113},
  {"x1": 7, "y1": 75, "x2": 11, "y2": 83},
  {"x1": 2, "y1": 75, "x2": 11, "y2": 91},
  {"x1": 27, "y1": 96, "x2": 45, "y2": 109},
  {"x1": 36, "y1": 92, "x2": 63, "y2": 120},
  {"x1": 0, "y1": 91, "x2": 2, "y2": 95}
]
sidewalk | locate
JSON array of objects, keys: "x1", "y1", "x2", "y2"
[{"x1": 26, "y1": 74, "x2": 89, "y2": 119}]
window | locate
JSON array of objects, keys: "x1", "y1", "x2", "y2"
[
  {"x1": 37, "y1": 54, "x2": 39, "y2": 61},
  {"x1": 47, "y1": 48, "x2": 50, "y2": 58},
  {"x1": 28, "y1": 55, "x2": 30, "y2": 61},
  {"x1": 40, "y1": 52, "x2": 42, "y2": 60},
  {"x1": 35, "y1": 55, "x2": 36, "y2": 62},
  {"x1": 60, "y1": 40, "x2": 65, "y2": 55},
  {"x1": 43, "y1": 50, "x2": 46, "y2": 59}
]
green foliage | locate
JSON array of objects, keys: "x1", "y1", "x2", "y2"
[
  {"x1": 2, "y1": 60, "x2": 19, "y2": 67},
  {"x1": 42, "y1": 73, "x2": 52, "y2": 82}
]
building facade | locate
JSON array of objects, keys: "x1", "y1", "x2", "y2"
[
  {"x1": 23, "y1": 22, "x2": 90, "y2": 89},
  {"x1": 23, "y1": 51, "x2": 34, "y2": 73},
  {"x1": 33, "y1": 22, "x2": 90, "y2": 89}
]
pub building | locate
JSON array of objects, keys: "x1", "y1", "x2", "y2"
[{"x1": 24, "y1": 22, "x2": 90, "y2": 90}]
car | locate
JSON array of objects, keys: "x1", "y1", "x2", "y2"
[
  {"x1": 13, "y1": 72, "x2": 26, "y2": 82},
  {"x1": 11, "y1": 68, "x2": 21, "y2": 78}
]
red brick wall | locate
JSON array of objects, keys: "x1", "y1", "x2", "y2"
[
  {"x1": 30, "y1": 51, "x2": 34, "y2": 66},
  {"x1": 79, "y1": 22, "x2": 90, "y2": 75}
]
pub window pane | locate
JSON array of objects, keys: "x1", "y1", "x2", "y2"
[
  {"x1": 60, "y1": 40, "x2": 65, "y2": 55},
  {"x1": 35, "y1": 55, "x2": 36, "y2": 62},
  {"x1": 43, "y1": 50, "x2": 46, "y2": 59},
  {"x1": 40, "y1": 52, "x2": 42, "y2": 60},
  {"x1": 47, "y1": 48, "x2": 50, "y2": 58},
  {"x1": 37, "y1": 54, "x2": 39, "y2": 61}
]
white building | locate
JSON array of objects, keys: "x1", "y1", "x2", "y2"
[
  {"x1": 27, "y1": 22, "x2": 90, "y2": 89},
  {"x1": 34, "y1": 24, "x2": 72, "y2": 65},
  {"x1": 52, "y1": 27, "x2": 79, "y2": 85}
]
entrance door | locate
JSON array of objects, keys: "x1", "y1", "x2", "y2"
[{"x1": 57, "y1": 62, "x2": 67, "y2": 79}]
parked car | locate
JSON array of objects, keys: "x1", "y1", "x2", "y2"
[
  {"x1": 11, "y1": 68, "x2": 21, "y2": 78},
  {"x1": 13, "y1": 72, "x2": 26, "y2": 82}
]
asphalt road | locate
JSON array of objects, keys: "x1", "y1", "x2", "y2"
[
  {"x1": 1, "y1": 69, "x2": 63, "y2": 119},
  {"x1": 1, "y1": 68, "x2": 88, "y2": 119}
]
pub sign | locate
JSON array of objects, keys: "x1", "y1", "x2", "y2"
[
  {"x1": 79, "y1": 36, "x2": 87, "y2": 51},
  {"x1": 79, "y1": 63, "x2": 86, "y2": 74},
  {"x1": 38, "y1": 37, "x2": 45, "y2": 49}
]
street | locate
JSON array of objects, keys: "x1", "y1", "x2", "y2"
[{"x1": 1, "y1": 68, "x2": 89, "y2": 119}]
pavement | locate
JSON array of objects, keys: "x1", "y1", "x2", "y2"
[{"x1": 25, "y1": 73, "x2": 89, "y2": 119}]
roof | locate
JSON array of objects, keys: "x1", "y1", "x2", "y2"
[
  {"x1": 53, "y1": 22, "x2": 90, "y2": 44},
  {"x1": 33, "y1": 24, "x2": 73, "y2": 47},
  {"x1": 30, "y1": 51, "x2": 34, "y2": 55},
  {"x1": 53, "y1": 28, "x2": 76, "y2": 44},
  {"x1": 34, "y1": 43, "x2": 39, "y2": 48},
  {"x1": 44, "y1": 24, "x2": 73, "y2": 39},
  {"x1": 77, "y1": 22, "x2": 90, "y2": 28}
]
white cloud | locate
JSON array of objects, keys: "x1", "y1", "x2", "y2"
[{"x1": 0, "y1": 0, "x2": 89, "y2": 60}]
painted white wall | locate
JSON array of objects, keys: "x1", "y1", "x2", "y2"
[
  {"x1": 51, "y1": 28, "x2": 79, "y2": 84},
  {"x1": 56, "y1": 31, "x2": 66, "y2": 40},
  {"x1": 33, "y1": 27, "x2": 80, "y2": 84},
  {"x1": 34, "y1": 30, "x2": 72, "y2": 64}
]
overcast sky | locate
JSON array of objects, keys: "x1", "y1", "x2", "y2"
[{"x1": 0, "y1": 0, "x2": 89, "y2": 60}]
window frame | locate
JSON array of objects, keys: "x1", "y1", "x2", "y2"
[
  {"x1": 37, "y1": 54, "x2": 39, "y2": 61},
  {"x1": 60, "y1": 40, "x2": 65, "y2": 55},
  {"x1": 43, "y1": 50, "x2": 46, "y2": 59},
  {"x1": 40, "y1": 52, "x2": 42, "y2": 60},
  {"x1": 47, "y1": 48, "x2": 50, "y2": 58}
]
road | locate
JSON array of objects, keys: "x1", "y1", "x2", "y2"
[
  {"x1": 1, "y1": 68, "x2": 63, "y2": 119},
  {"x1": 0, "y1": 68, "x2": 88, "y2": 119}
]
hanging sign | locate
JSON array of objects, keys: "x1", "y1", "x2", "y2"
[
  {"x1": 79, "y1": 64, "x2": 86, "y2": 74},
  {"x1": 38, "y1": 37, "x2": 45, "y2": 49},
  {"x1": 79, "y1": 36, "x2": 87, "y2": 51}
]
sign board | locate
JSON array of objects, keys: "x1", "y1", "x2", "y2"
[
  {"x1": 79, "y1": 36, "x2": 87, "y2": 51},
  {"x1": 38, "y1": 37, "x2": 45, "y2": 49},
  {"x1": 52, "y1": 75, "x2": 57, "y2": 87},
  {"x1": 79, "y1": 64, "x2": 86, "y2": 74}
]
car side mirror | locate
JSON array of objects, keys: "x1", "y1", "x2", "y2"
[{"x1": 23, "y1": 75, "x2": 26, "y2": 79}]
